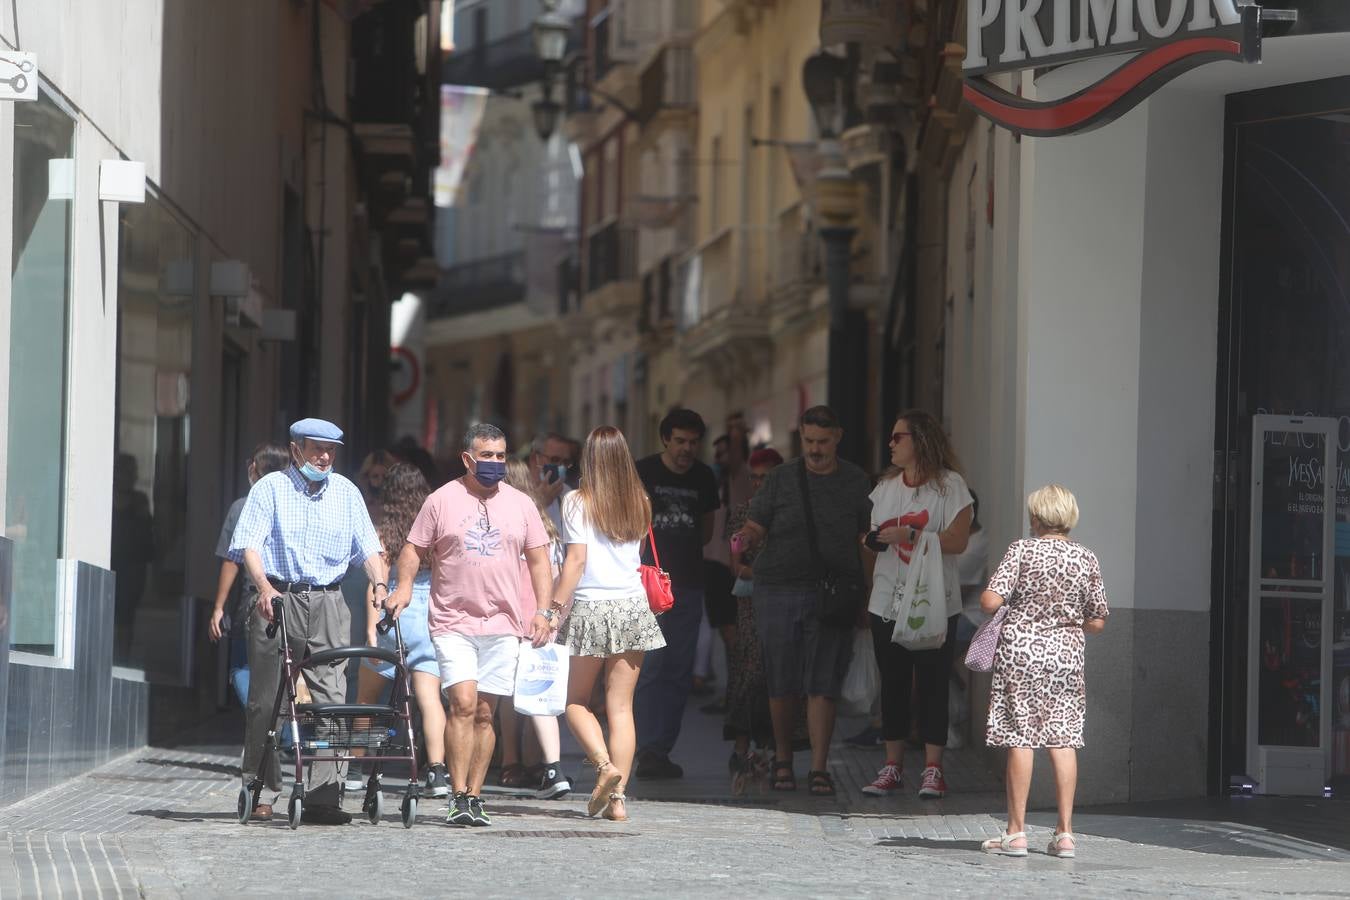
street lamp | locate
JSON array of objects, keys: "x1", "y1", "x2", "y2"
[
  {"x1": 532, "y1": 85, "x2": 562, "y2": 143},
  {"x1": 802, "y1": 49, "x2": 863, "y2": 463},
  {"x1": 532, "y1": 0, "x2": 571, "y2": 75},
  {"x1": 529, "y1": 0, "x2": 642, "y2": 144},
  {"x1": 802, "y1": 50, "x2": 849, "y2": 138}
]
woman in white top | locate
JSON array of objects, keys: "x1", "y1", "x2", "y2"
[
  {"x1": 548, "y1": 426, "x2": 666, "y2": 822},
  {"x1": 861, "y1": 410, "x2": 973, "y2": 801}
]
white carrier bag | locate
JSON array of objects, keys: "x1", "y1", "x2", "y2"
[
  {"x1": 888, "y1": 531, "x2": 948, "y2": 651},
  {"x1": 513, "y1": 642, "x2": 571, "y2": 717}
]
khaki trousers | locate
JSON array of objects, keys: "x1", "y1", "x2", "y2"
[{"x1": 243, "y1": 588, "x2": 351, "y2": 806}]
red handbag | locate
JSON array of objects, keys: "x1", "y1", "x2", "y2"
[{"x1": 640, "y1": 525, "x2": 675, "y2": 614}]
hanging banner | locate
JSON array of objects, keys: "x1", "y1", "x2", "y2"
[
  {"x1": 962, "y1": 0, "x2": 1274, "y2": 137},
  {"x1": 433, "y1": 85, "x2": 490, "y2": 208}
]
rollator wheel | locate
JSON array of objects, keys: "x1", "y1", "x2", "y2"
[
  {"x1": 237, "y1": 787, "x2": 252, "y2": 824},
  {"x1": 400, "y1": 795, "x2": 417, "y2": 829},
  {"x1": 288, "y1": 796, "x2": 303, "y2": 830},
  {"x1": 367, "y1": 787, "x2": 384, "y2": 824}
]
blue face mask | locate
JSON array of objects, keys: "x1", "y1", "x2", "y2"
[
  {"x1": 474, "y1": 459, "x2": 506, "y2": 487},
  {"x1": 299, "y1": 461, "x2": 330, "y2": 483}
]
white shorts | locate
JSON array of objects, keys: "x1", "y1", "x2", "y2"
[{"x1": 432, "y1": 632, "x2": 521, "y2": 696}]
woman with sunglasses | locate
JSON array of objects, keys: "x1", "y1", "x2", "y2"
[{"x1": 861, "y1": 410, "x2": 973, "y2": 800}]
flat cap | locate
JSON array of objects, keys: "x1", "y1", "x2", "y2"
[{"x1": 289, "y1": 417, "x2": 344, "y2": 445}]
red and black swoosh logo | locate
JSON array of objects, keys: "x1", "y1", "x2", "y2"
[{"x1": 963, "y1": 37, "x2": 1245, "y2": 137}]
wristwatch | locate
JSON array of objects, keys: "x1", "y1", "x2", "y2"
[{"x1": 538, "y1": 608, "x2": 558, "y2": 623}]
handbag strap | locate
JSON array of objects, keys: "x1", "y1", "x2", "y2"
[
  {"x1": 645, "y1": 524, "x2": 663, "y2": 570},
  {"x1": 796, "y1": 459, "x2": 826, "y2": 578}
]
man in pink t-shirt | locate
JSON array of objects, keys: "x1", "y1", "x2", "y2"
[{"x1": 389, "y1": 423, "x2": 554, "y2": 827}]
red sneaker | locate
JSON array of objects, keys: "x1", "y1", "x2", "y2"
[
  {"x1": 918, "y1": 765, "x2": 947, "y2": 799},
  {"x1": 861, "y1": 763, "x2": 903, "y2": 796}
]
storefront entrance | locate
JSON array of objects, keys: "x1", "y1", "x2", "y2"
[{"x1": 1215, "y1": 77, "x2": 1350, "y2": 796}]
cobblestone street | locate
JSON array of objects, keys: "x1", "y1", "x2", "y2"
[{"x1": 1, "y1": 702, "x2": 1346, "y2": 899}]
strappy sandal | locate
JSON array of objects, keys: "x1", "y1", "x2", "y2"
[
  {"x1": 807, "y1": 770, "x2": 836, "y2": 797},
  {"x1": 1047, "y1": 832, "x2": 1076, "y2": 858},
  {"x1": 981, "y1": 832, "x2": 1029, "y2": 857},
  {"x1": 602, "y1": 793, "x2": 628, "y2": 822},
  {"x1": 587, "y1": 754, "x2": 623, "y2": 817},
  {"x1": 770, "y1": 760, "x2": 796, "y2": 792},
  {"x1": 497, "y1": 763, "x2": 528, "y2": 788}
]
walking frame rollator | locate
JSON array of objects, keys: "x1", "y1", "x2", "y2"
[{"x1": 238, "y1": 597, "x2": 421, "y2": 830}]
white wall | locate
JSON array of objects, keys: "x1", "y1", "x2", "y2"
[
  {"x1": 1015, "y1": 72, "x2": 1152, "y2": 609},
  {"x1": 1133, "y1": 90, "x2": 1225, "y2": 613}
]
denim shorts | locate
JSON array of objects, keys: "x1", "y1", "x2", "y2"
[{"x1": 752, "y1": 584, "x2": 854, "y2": 699}]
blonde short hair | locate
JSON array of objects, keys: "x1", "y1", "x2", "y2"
[{"x1": 1027, "y1": 484, "x2": 1079, "y2": 533}]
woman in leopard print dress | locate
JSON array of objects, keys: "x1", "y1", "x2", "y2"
[{"x1": 979, "y1": 485, "x2": 1108, "y2": 860}]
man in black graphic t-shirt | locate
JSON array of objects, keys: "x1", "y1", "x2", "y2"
[{"x1": 633, "y1": 408, "x2": 720, "y2": 779}]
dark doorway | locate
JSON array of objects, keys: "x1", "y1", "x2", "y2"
[{"x1": 1214, "y1": 76, "x2": 1350, "y2": 796}]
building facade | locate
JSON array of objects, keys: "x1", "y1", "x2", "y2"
[
  {"x1": 0, "y1": 0, "x2": 437, "y2": 805},
  {"x1": 926, "y1": 2, "x2": 1350, "y2": 802},
  {"x1": 416, "y1": 0, "x2": 582, "y2": 461}
]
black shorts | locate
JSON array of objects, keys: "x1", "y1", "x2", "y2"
[{"x1": 703, "y1": 561, "x2": 737, "y2": 628}]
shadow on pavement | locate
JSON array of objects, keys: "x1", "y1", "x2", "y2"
[
  {"x1": 1038, "y1": 797, "x2": 1350, "y2": 858},
  {"x1": 485, "y1": 804, "x2": 593, "y2": 820},
  {"x1": 875, "y1": 836, "x2": 986, "y2": 852},
  {"x1": 130, "y1": 809, "x2": 255, "y2": 824},
  {"x1": 137, "y1": 757, "x2": 241, "y2": 777}
]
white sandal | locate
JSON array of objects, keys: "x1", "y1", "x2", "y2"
[
  {"x1": 1047, "y1": 832, "x2": 1076, "y2": 858},
  {"x1": 981, "y1": 831, "x2": 1028, "y2": 857}
]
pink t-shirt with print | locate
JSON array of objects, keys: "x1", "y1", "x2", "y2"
[{"x1": 407, "y1": 479, "x2": 548, "y2": 637}]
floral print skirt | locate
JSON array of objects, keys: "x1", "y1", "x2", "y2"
[{"x1": 560, "y1": 592, "x2": 667, "y2": 658}]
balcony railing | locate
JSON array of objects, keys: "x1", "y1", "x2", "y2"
[
  {"x1": 585, "y1": 219, "x2": 639, "y2": 294},
  {"x1": 638, "y1": 43, "x2": 695, "y2": 124},
  {"x1": 591, "y1": 8, "x2": 616, "y2": 83},
  {"x1": 427, "y1": 250, "x2": 526, "y2": 318},
  {"x1": 641, "y1": 255, "x2": 674, "y2": 331},
  {"x1": 674, "y1": 226, "x2": 738, "y2": 331},
  {"x1": 557, "y1": 250, "x2": 580, "y2": 316},
  {"x1": 770, "y1": 203, "x2": 822, "y2": 294}
]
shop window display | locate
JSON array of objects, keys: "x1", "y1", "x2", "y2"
[
  {"x1": 111, "y1": 195, "x2": 194, "y2": 674},
  {"x1": 6, "y1": 90, "x2": 76, "y2": 655}
]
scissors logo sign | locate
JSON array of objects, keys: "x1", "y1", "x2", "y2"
[{"x1": 0, "y1": 52, "x2": 37, "y2": 102}]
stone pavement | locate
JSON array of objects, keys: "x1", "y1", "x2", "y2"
[{"x1": 1, "y1": 700, "x2": 1347, "y2": 898}]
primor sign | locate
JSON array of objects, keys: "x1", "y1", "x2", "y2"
[{"x1": 963, "y1": 0, "x2": 1274, "y2": 136}]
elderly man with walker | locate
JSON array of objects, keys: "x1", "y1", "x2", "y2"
[{"x1": 231, "y1": 418, "x2": 388, "y2": 825}]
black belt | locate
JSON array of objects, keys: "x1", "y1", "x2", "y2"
[{"x1": 268, "y1": 577, "x2": 342, "y2": 594}]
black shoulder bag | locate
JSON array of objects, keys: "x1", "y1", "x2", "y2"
[{"x1": 797, "y1": 460, "x2": 866, "y2": 627}]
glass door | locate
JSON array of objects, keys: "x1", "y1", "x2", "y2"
[{"x1": 1248, "y1": 415, "x2": 1336, "y2": 795}]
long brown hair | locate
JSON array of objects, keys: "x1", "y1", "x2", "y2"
[
  {"x1": 504, "y1": 457, "x2": 561, "y2": 545},
  {"x1": 377, "y1": 463, "x2": 430, "y2": 567},
  {"x1": 883, "y1": 408, "x2": 963, "y2": 489},
  {"x1": 577, "y1": 426, "x2": 650, "y2": 543}
]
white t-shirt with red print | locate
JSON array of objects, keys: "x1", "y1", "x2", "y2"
[{"x1": 866, "y1": 470, "x2": 974, "y2": 620}]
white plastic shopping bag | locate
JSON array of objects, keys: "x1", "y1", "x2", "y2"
[
  {"x1": 513, "y1": 642, "x2": 571, "y2": 717},
  {"x1": 840, "y1": 628, "x2": 880, "y2": 717},
  {"x1": 889, "y1": 532, "x2": 948, "y2": 651}
]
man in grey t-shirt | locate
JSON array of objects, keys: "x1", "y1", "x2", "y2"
[{"x1": 732, "y1": 405, "x2": 871, "y2": 796}]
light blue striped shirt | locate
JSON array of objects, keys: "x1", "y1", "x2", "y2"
[{"x1": 229, "y1": 466, "x2": 381, "y2": 585}]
